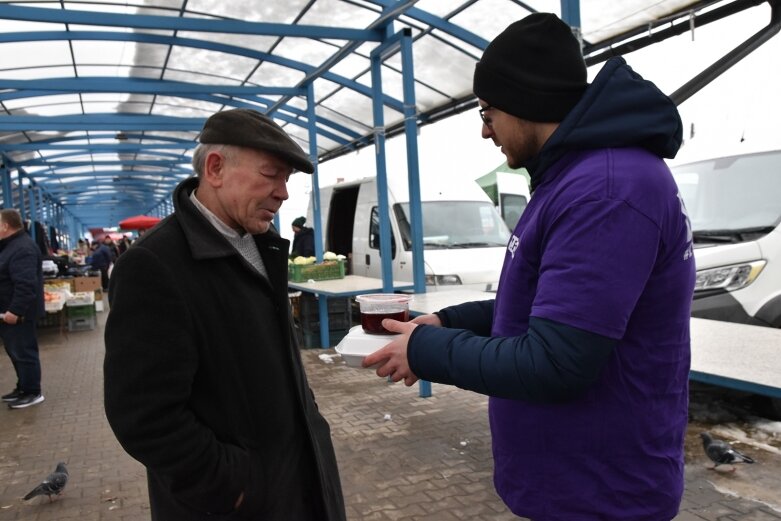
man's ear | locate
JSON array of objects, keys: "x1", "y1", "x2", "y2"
[{"x1": 202, "y1": 150, "x2": 226, "y2": 188}]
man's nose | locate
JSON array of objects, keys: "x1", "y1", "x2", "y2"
[
  {"x1": 481, "y1": 122, "x2": 494, "y2": 140},
  {"x1": 275, "y1": 177, "x2": 289, "y2": 200}
]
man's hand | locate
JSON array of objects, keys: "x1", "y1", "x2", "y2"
[
  {"x1": 410, "y1": 313, "x2": 442, "y2": 327},
  {"x1": 362, "y1": 313, "x2": 443, "y2": 386},
  {"x1": 1, "y1": 311, "x2": 19, "y2": 325}
]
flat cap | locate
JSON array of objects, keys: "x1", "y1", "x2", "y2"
[{"x1": 199, "y1": 108, "x2": 314, "y2": 174}]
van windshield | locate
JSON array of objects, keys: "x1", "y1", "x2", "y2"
[
  {"x1": 395, "y1": 201, "x2": 510, "y2": 250},
  {"x1": 671, "y1": 150, "x2": 781, "y2": 234}
]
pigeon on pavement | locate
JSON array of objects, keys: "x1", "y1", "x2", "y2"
[
  {"x1": 700, "y1": 432, "x2": 755, "y2": 470},
  {"x1": 23, "y1": 462, "x2": 69, "y2": 502}
]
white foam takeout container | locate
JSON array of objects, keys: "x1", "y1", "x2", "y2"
[{"x1": 335, "y1": 325, "x2": 399, "y2": 368}]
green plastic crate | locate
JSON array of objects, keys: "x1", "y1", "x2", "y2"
[
  {"x1": 288, "y1": 260, "x2": 345, "y2": 282},
  {"x1": 66, "y1": 303, "x2": 96, "y2": 319},
  {"x1": 68, "y1": 316, "x2": 97, "y2": 332}
]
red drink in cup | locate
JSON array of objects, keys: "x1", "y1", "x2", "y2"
[
  {"x1": 355, "y1": 294, "x2": 412, "y2": 335},
  {"x1": 360, "y1": 310, "x2": 409, "y2": 334}
]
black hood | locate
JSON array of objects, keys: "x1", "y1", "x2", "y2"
[{"x1": 526, "y1": 56, "x2": 683, "y2": 191}]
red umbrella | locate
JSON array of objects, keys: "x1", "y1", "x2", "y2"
[{"x1": 119, "y1": 215, "x2": 161, "y2": 231}]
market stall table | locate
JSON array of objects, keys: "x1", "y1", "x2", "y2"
[
  {"x1": 288, "y1": 275, "x2": 414, "y2": 348},
  {"x1": 288, "y1": 276, "x2": 427, "y2": 394},
  {"x1": 690, "y1": 317, "x2": 781, "y2": 400}
]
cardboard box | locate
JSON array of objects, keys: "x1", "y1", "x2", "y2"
[
  {"x1": 73, "y1": 276, "x2": 101, "y2": 293},
  {"x1": 94, "y1": 288, "x2": 104, "y2": 301}
]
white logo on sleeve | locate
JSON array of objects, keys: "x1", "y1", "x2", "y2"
[
  {"x1": 508, "y1": 234, "x2": 520, "y2": 259},
  {"x1": 676, "y1": 190, "x2": 694, "y2": 261}
]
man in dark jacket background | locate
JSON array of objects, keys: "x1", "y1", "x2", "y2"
[
  {"x1": 365, "y1": 13, "x2": 694, "y2": 521},
  {"x1": 290, "y1": 215, "x2": 315, "y2": 258},
  {"x1": 0, "y1": 208, "x2": 45, "y2": 409},
  {"x1": 104, "y1": 108, "x2": 346, "y2": 520},
  {"x1": 89, "y1": 240, "x2": 114, "y2": 291}
]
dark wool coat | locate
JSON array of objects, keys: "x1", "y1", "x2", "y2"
[
  {"x1": 104, "y1": 177, "x2": 346, "y2": 521},
  {"x1": 0, "y1": 230, "x2": 44, "y2": 321},
  {"x1": 291, "y1": 226, "x2": 315, "y2": 258}
]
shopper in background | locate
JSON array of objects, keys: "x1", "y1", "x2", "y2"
[
  {"x1": 76, "y1": 238, "x2": 90, "y2": 256},
  {"x1": 102, "y1": 236, "x2": 120, "y2": 260},
  {"x1": 89, "y1": 240, "x2": 113, "y2": 291},
  {"x1": 364, "y1": 13, "x2": 694, "y2": 520},
  {"x1": 290, "y1": 215, "x2": 315, "y2": 258},
  {"x1": 117, "y1": 236, "x2": 132, "y2": 255},
  {"x1": 104, "y1": 108, "x2": 346, "y2": 521},
  {"x1": 0, "y1": 208, "x2": 45, "y2": 409}
]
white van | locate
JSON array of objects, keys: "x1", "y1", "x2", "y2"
[
  {"x1": 670, "y1": 149, "x2": 781, "y2": 327},
  {"x1": 309, "y1": 174, "x2": 510, "y2": 289}
]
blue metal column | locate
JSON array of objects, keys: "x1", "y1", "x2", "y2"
[
  {"x1": 27, "y1": 186, "x2": 38, "y2": 245},
  {"x1": 305, "y1": 82, "x2": 331, "y2": 349},
  {"x1": 308, "y1": 82, "x2": 324, "y2": 266},
  {"x1": 37, "y1": 187, "x2": 45, "y2": 231},
  {"x1": 560, "y1": 0, "x2": 582, "y2": 43},
  {"x1": 0, "y1": 159, "x2": 11, "y2": 208},
  {"x1": 399, "y1": 30, "x2": 426, "y2": 295},
  {"x1": 370, "y1": 42, "x2": 394, "y2": 292},
  {"x1": 399, "y1": 31, "x2": 431, "y2": 398},
  {"x1": 16, "y1": 171, "x2": 26, "y2": 216}
]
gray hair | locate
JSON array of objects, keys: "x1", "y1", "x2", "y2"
[{"x1": 191, "y1": 143, "x2": 234, "y2": 177}]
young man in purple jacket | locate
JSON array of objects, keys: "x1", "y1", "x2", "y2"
[{"x1": 364, "y1": 13, "x2": 695, "y2": 521}]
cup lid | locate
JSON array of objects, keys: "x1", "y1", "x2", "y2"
[{"x1": 355, "y1": 293, "x2": 411, "y2": 303}]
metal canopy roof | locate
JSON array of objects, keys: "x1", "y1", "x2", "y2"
[{"x1": 0, "y1": 0, "x2": 776, "y2": 240}]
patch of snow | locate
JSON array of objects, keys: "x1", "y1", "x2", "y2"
[{"x1": 318, "y1": 353, "x2": 339, "y2": 364}]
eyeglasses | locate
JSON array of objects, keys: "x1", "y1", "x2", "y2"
[{"x1": 478, "y1": 105, "x2": 492, "y2": 127}]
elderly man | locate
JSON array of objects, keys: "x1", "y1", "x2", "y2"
[
  {"x1": 104, "y1": 109, "x2": 346, "y2": 520},
  {"x1": 0, "y1": 209, "x2": 45, "y2": 409}
]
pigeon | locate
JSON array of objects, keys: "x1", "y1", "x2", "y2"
[
  {"x1": 23, "y1": 462, "x2": 69, "y2": 502},
  {"x1": 700, "y1": 432, "x2": 755, "y2": 470}
]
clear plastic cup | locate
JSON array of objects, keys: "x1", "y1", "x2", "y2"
[{"x1": 355, "y1": 293, "x2": 411, "y2": 335}]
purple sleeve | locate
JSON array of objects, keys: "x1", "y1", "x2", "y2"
[{"x1": 532, "y1": 200, "x2": 660, "y2": 339}]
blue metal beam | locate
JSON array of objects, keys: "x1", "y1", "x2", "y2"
[
  {"x1": 0, "y1": 90, "x2": 358, "y2": 148},
  {"x1": 29, "y1": 170, "x2": 185, "y2": 179},
  {"x1": 19, "y1": 149, "x2": 189, "y2": 163},
  {"x1": 20, "y1": 160, "x2": 189, "y2": 169},
  {"x1": 0, "y1": 4, "x2": 384, "y2": 41},
  {"x1": 0, "y1": 31, "x2": 405, "y2": 112},
  {"x1": 0, "y1": 77, "x2": 304, "y2": 97},
  {"x1": 63, "y1": 186, "x2": 176, "y2": 193},
  {"x1": 268, "y1": 0, "x2": 419, "y2": 114},
  {"x1": 0, "y1": 114, "x2": 205, "y2": 132},
  {"x1": 363, "y1": 0, "x2": 489, "y2": 50},
  {"x1": 21, "y1": 133, "x2": 195, "y2": 146},
  {"x1": 0, "y1": 143, "x2": 194, "y2": 152}
]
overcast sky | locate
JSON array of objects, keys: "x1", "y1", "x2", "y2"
[{"x1": 278, "y1": 4, "x2": 781, "y2": 242}]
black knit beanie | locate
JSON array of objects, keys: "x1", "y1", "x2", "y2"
[
  {"x1": 473, "y1": 13, "x2": 587, "y2": 123},
  {"x1": 292, "y1": 216, "x2": 306, "y2": 228}
]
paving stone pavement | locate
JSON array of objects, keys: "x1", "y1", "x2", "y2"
[{"x1": 0, "y1": 310, "x2": 779, "y2": 520}]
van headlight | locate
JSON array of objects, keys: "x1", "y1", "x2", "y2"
[
  {"x1": 425, "y1": 274, "x2": 462, "y2": 286},
  {"x1": 695, "y1": 260, "x2": 766, "y2": 292}
]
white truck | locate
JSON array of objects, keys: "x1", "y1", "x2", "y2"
[
  {"x1": 670, "y1": 149, "x2": 781, "y2": 328},
  {"x1": 476, "y1": 168, "x2": 532, "y2": 230},
  {"x1": 308, "y1": 174, "x2": 511, "y2": 290}
]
